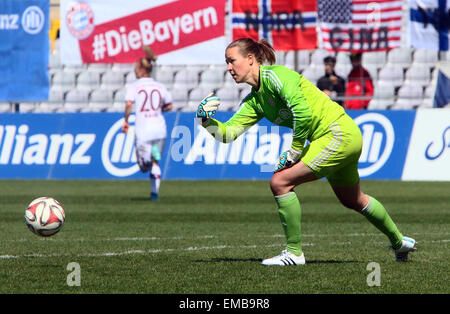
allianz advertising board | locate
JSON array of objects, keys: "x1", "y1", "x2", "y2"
[{"x1": 0, "y1": 110, "x2": 440, "y2": 180}]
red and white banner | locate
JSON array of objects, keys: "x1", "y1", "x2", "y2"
[
  {"x1": 317, "y1": 0, "x2": 403, "y2": 52},
  {"x1": 60, "y1": 0, "x2": 226, "y2": 64},
  {"x1": 231, "y1": 0, "x2": 318, "y2": 51}
]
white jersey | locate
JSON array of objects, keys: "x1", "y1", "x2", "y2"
[{"x1": 125, "y1": 77, "x2": 172, "y2": 141}]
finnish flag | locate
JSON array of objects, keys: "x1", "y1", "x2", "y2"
[{"x1": 409, "y1": 0, "x2": 450, "y2": 51}]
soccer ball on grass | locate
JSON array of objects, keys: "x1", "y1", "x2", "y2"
[{"x1": 25, "y1": 197, "x2": 65, "y2": 237}]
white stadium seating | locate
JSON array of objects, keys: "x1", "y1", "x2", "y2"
[{"x1": 14, "y1": 37, "x2": 443, "y2": 113}]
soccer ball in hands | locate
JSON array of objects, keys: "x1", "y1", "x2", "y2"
[{"x1": 25, "y1": 197, "x2": 65, "y2": 237}]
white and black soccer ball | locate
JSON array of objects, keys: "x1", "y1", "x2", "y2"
[{"x1": 25, "y1": 197, "x2": 65, "y2": 237}]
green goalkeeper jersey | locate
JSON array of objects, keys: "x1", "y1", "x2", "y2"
[{"x1": 205, "y1": 65, "x2": 346, "y2": 151}]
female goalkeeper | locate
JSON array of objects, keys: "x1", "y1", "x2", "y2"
[{"x1": 196, "y1": 38, "x2": 416, "y2": 265}]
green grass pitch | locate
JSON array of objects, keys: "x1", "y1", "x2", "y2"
[{"x1": 0, "y1": 179, "x2": 449, "y2": 294}]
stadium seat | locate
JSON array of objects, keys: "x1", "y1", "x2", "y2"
[
  {"x1": 37, "y1": 89, "x2": 65, "y2": 113},
  {"x1": 274, "y1": 51, "x2": 285, "y2": 65},
  {"x1": 310, "y1": 49, "x2": 333, "y2": 67},
  {"x1": 335, "y1": 63, "x2": 352, "y2": 78},
  {"x1": 111, "y1": 63, "x2": 135, "y2": 75},
  {"x1": 101, "y1": 70, "x2": 125, "y2": 91},
  {"x1": 125, "y1": 71, "x2": 137, "y2": 85},
  {"x1": 239, "y1": 84, "x2": 252, "y2": 99},
  {"x1": 173, "y1": 68, "x2": 200, "y2": 90},
  {"x1": 386, "y1": 47, "x2": 413, "y2": 68},
  {"x1": 362, "y1": 51, "x2": 387, "y2": 69},
  {"x1": 378, "y1": 64, "x2": 404, "y2": 88},
  {"x1": 64, "y1": 89, "x2": 90, "y2": 112},
  {"x1": 222, "y1": 71, "x2": 237, "y2": 89},
  {"x1": 18, "y1": 102, "x2": 39, "y2": 113},
  {"x1": 215, "y1": 87, "x2": 240, "y2": 111},
  {"x1": 188, "y1": 87, "x2": 212, "y2": 108},
  {"x1": 63, "y1": 64, "x2": 87, "y2": 75},
  {"x1": 76, "y1": 71, "x2": 102, "y2": 91},
  {"x1": 284, "y1": 51, "x2": 296, "y2": 70},
  {"x1": 284, "y1": 50, "x2": 311, "y2": 72},
  {"x1": 413, "y1": 49, "x2": 438, "y2": 67},
  {"x1": 404, "y1": 65, "x2": 431, "y2": 88},
  {"x1": 154, "y1": 66, "x2": 176, "y2": 89},
  {"x1": 430, "y1": 67, "x2": 439, "y2": 84},
  {"x1": 420, "y1": 83, "x2": 436, "y2": 108},
  {"x1": 297, "y1": 50, "x2": 312, "y2": 72},
  {"x1": 49, "y1": 53, "x2": 63, "y2": 74},
  {"x1": 53, "y1": 38, "x2": 60, "y2": 54},
  {"x1": 367, "y1": 83, "x2": 395, "y2": 109},
  {"x1": 106, "y1": 88, "x2": 126, "y2": 112},
  {"x1": 198, "y1": 68, "x2": 224, "y2": 91},
  {"x1": 87, "y1": 63, "x2": 111, "y2": 74},
  {"x1": 336, "y1": 51, "x2": 351, "y2": 66},
  {"x1": 441, "y1": 50, "x2": 450, "y2": 61},
  {"x1": 364, "y1": 64, "x2": 379, "y2": 81},
  {"x1": 88, "y1": 89, "x2": 114, "y2": 112},
  {"x1": 301, "y1": 65, "x2": 324, "y2": 85},
  {"x1": 392, "y1": 84, "x2": 423, "y2": 109},
  {"x1": 51, "y1": 71, "x2": 77, "y2": 92},
  {"x1": 169, "y1": 86, "x2": 189, "y2": 111},
  {"x1": 0, "y1": 102, "x2": 12, "y2": 113}
]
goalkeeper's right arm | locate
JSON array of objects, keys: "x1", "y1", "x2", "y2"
[{"x1": 197, "y1": 98, "x2": 263, "y2": 144}]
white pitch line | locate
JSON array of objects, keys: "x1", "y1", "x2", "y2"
[
  {"x1": 0, "y1": 233, "x2": 389, "y2": 242},
  {"x1": 1, "y1": 238, "x2": 448, "y2": 260},
  {"x1": 4, "y1": 232, "x2": 450, "y2": 243},
  {"x1": 0, "y1": 243, "x2": 314, "y2": 260}
]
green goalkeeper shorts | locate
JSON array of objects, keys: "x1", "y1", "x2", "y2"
[{"x1": 300, "y1": 113, "x2": 363, "y2": 187}]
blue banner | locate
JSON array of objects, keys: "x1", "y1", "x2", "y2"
[
  {"x1": 434, "y1": 70, "x2": 450, "y2": 108},
  {"x1": 347, "y1": 110, "x2": 415, "y2": 180},
  {"x1": 0, "y1": 111, "x2": 417, "y2": 180},
  {"x1": 0, "y1": 0, "x2": 49, "y2": 101}
]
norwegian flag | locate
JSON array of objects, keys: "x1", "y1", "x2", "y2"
[
  {"x1": 317, "y1": 0, "x2": 403, "y2": 52},
  {"x1": 231, "y1": 0, "x2": 317, "y2": 51}
]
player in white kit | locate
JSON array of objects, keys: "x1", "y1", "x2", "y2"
[{"x1": 122, "y1": 47, "x2": 173, "y2": 200}]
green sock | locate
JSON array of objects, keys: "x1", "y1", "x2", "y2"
[
  {"x1": 361, "y1": 196, "x2": 403, "y2": 249},
  {"x1": 274, "y1": 192, "x2": 302, "y2": 256}
]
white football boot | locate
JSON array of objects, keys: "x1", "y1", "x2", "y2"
[
  {"x1": 392, "y1": 236, "x2": 417, "y2": 262},
  {"x1": 261, "y1": 249, "x2": 305, "y2": 266}
]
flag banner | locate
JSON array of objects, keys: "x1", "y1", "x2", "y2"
[
  {"x1": 409, "y1": 0, "x2": 450, "y2": 51},
  {"x1": 60, "y1": 0, "x2": 226, "y2": 65},
  {"x1": 434, "y1": 69, "x2": 450, "y2": 107},
  {"x1": 0, "y1": 0, "x2": 49, "y2": 101},
  {"x1": 317, "y1": 0, "x2": 403, "y2": 52},
  {"x1": 231, "y1": 0, "x2": 317, "y2": 51}
]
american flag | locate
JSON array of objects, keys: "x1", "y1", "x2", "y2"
[{"x1": 317, "y1": 0, "x2": 403, "y2": 52}]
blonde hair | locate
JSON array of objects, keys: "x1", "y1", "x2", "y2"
[
  {"x1": 226, "y1": 38, "x2": 276, "y2": 65},
  {"x1": 135, "y1": 46, "x2": 157, "y2": 77}
]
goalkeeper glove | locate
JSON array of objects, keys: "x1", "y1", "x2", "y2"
[
  {"x1": 196, "y1": 93, "x2": 220, "y2": 125},
  {"x1": 274, "y1": 148, "x2": 302, "y2": 172}
]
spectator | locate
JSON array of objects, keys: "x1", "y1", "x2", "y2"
[
  {"x1": 317, "y1": 56, "x2": 346, "y2": 106},
  {"x1": 344, "y1": 53, "x2": 374, "y2": 109}
]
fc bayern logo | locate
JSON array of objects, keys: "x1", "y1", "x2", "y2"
[{"x1": 66, "y1": 2, "x2": 95, "y2": 40}]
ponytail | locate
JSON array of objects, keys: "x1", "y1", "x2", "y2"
[
  {"x1": 226, "y1": 38, "x2": 276, "y2": 65},
  {"x1": 136, "y1": 46, "x2": 157, "y2": 77},
  {"x1": 256, "y1": 38, "x2": 276, "y2": 65}
]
